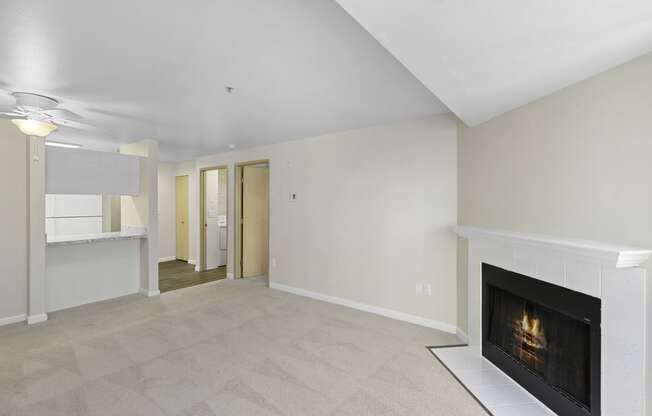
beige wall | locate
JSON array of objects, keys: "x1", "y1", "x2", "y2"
[
  {"x1": 110, "y1": 196, "x2": 121, "y2": 232},
  {"x1": 119, "y1": 140, "x2": 159, "y2": 293},
  {"x1": 176, "y1": 161, "x2": 197, "y2": 263},
  {"x1": 158, "y1": 160, "x2": 197, "y2": 263},
  {"x1": 102, "y1": 195, "x2": 122, "y2": 233},
  {"x1": 458, "y1": 52, "x2": 652, "y2": 414},
  {"x1": 195, "y1": 114, "x2": 459, "y2": 328},
  {"x1": 119, "y1": 142, "x2": 152, "y2": 230},
  {"x1": 158, "y1": 162, "x2": 176, "y2": 260},
  {"x1": 0, "y1": 120, "x2": 28, "y2": 321}
]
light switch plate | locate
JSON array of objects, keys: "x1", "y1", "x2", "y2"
[{"x1": 416, "y1": 283, "x2": 423, "y2": 295}]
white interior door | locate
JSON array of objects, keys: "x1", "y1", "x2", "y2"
[{"x1": 204, "y1": 170, "x2": 225, "y2": 269}]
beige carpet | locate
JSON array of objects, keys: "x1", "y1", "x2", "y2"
[{"x1": 0, "y1": 277, "x2": 488, "y2": 416}]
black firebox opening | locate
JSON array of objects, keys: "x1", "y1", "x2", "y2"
[
  {"x1": 486, "y1": 284, "x2": 592, "y2": 406},
  {"x1": 482, "y1": 263, "x2": 601, "y2": 416}
]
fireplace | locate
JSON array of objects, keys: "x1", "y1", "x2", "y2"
[{"x1": 482, "y1": 263, "x2": 601, "y2": 416}]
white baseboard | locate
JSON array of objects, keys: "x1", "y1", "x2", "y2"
[
  {"x1": 227, "y1": 273, "x2": 235, "y2": 280},
  {"x1": 27, "y1": 313, "x2": 48, "y2": 325},
  {"x1": 158, "y1": 256, "x2": 176, "y2": 263},
  {"x1": 0, "y1": 313, "x2": 27, "y2": 327},
  {"x1": 269, "y1": 282, "x2": 457, "y2": 334},
  {"x1": 456, "y1": 328, "x2": 469, "y2": 344},
  {"x1": 139, "y1": 288, "x2": 160, "y2": 297}
]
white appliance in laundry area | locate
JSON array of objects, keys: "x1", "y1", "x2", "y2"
[{"x1": 204, "y1": 169, "x2": 227, "y2": 269}]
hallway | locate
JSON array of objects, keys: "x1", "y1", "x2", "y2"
[{"x1": 158, "y1": 260, "x2": 226, "y2": 293}]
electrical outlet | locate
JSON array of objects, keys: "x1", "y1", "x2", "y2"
[
  {"x1": 289, "y1": 192, "x2": 298, "y2": 201},
  {"x1": 415, "y1": 283, "x2": 423, "y2": 296},
  {"x1": 425, "y1": 283, "x2": 432, "y2": 296}
]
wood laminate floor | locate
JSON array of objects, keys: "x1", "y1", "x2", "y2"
[{"x1": 159, "y1": 260, "x2": 226, "y2": 293}]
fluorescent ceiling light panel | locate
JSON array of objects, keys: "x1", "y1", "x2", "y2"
[{"x1": 45, "y1": 140, "x2": 81, "y2": 149}]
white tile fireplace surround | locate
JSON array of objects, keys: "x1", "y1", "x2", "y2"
[{"x1": 442, "y1": 226, "x2": 650, "y2": 416}]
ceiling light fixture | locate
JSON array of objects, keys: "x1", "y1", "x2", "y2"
[
  {"x1": 11, "y1": 118, "x2": 58, "y2": 137},
  {"x1": 45, "y1": 140, "x2": 81, "y2": 149},
  {"x1": 228, "y1": 143, "x2": 236, "y2": 149}
]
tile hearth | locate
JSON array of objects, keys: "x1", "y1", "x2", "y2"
[{"x1": 429, "y1": 346, "x2": 555, "y2": 416}]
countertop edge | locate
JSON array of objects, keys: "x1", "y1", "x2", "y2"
[{"x1": 46, "y1": 232, "x2": 147, "y2": 247}]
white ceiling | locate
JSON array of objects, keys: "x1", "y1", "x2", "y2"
[
  {"x1": 335, "y1": 0, "x2": 652, "y2": 126},
  {"x1": 0, "y1": 1, "x2": 447, "y2": 162}
]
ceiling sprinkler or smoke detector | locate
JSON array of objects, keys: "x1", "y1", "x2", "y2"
[
  {"x1": 228, "y1": 144, "x2": 236, "y2": 149},
  {"x1": 225, "y1": 86, "x2": 234, "y2": 93}
]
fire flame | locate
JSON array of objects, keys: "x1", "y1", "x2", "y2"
[
  {"x1": 521, "y1": 313, "x2": 542, "y2": 342},
  {"x1": 514, "y1": 311, "x2": 547, "y2": 364}
]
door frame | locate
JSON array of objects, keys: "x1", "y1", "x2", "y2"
[
  {"x1": 199, "y1": 165, "x2": 228, "y2": 272},
  {"x1": 234, "y1": 159, "x2": 270, "y2": 278},
  {"x1": 175, "y1": 175, "x2": 190, "y2": 261}
]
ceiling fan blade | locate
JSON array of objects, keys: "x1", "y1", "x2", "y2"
[
  {"x1": 52, "y1": 118, "x2": 96, "y2": 131},
  {"x1": 0, "y1": 111, "x2": 25, "y2": 120},
  {"x1": 0, "y1": 111, "x2": 23, "y2": 117},
  {"x1": 44, "y1": 108, "x2": 83, "y2": 120}
]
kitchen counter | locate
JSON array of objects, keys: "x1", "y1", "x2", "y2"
[{"x1": 46, "y1": 228, "x2": 147, "y2": 246}]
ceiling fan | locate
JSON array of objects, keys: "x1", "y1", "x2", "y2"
[{"x1": 0, "y1": 91, "x2": 95, "y2": 136}]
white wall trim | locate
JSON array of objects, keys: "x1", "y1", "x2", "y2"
[
  {"x1": 456, "y1": 328, "x2": 469, "y2": 344},
  {"x1": 0, "y1": 313, "x2": 27, "y2": 327},
  {"x1": 269, "y1": 282, "x2": 457, "y2": 334},
  {"x1": 139, "y1": 288, "x2": 160, "y2": 297},
  {"x1": 188, "y1": 259, "x2": 196, "y2": 265},
  {"x1": 455, "y1": 226, "x2": 652, "y2": 268},
  {"x1": 158, "y1": 256, "x2": 176, "y2": 263},
  {"x1": 227, "y1": 272, "x2": 235, "y2": 280},
  {"x1": 27, "y1": 313, "x2": 48, "y2": 325}
]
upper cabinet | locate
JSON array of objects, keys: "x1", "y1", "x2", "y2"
[{"x1": 46, "y1": 147, "x2": 141, "y2": 195}]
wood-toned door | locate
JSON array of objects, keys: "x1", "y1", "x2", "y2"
[
  {"x1": 242, "y1": 166, "x2": 269, "y2": 277},
  {"x1": 175, "y1": 175, "x2": 189, "y2": 261}
]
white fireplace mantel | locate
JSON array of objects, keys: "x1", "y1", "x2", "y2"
[
  {"x1": 455, "y1": 226, "x2": 652, "y2": 268},
  {"x1": 450, "y1": 225, "x2": 649, "y2": 416}
]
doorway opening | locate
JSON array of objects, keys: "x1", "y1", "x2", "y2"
[
  {"x1": 159, "y1": 169, "x2": 228, "y2": 293},
  {"x1": 200, "y1": 167, "x2": 229, "y2": 274},
  {"x1": 235, "y1": 160, "x2": 270, "y2": 278},
  {"x1": 199, "y1": 167, "x2": 228, "y2": 274}
]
